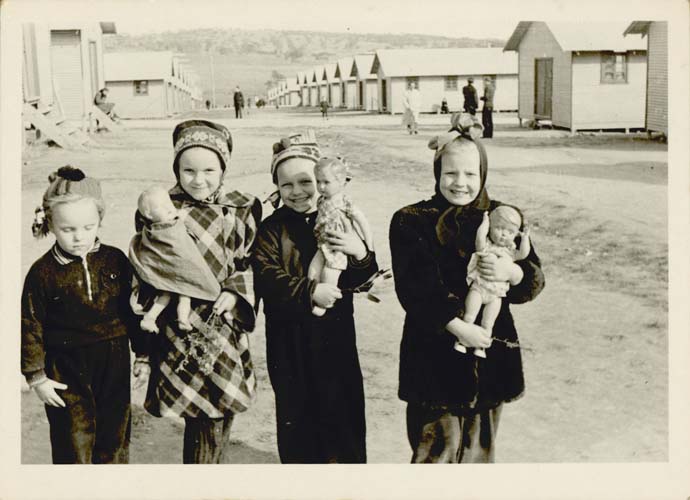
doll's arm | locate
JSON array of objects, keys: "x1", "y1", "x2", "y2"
[
  {"x1": 475, "y1": 211, "x2": 490, "y2": 252},
  {"x1": 349, "y1": 208, "x2": 374, "y2": 249},
  {"x1": 515, "y1": 227, "x2": 531, "y2": 261}
]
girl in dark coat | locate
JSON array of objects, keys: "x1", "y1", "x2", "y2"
[
  {"x1": 389, "y1": 117, "x2": 545, "y2": 463},
  {"x1": 252, "y1": 131, "x2": 378, "y2": 463}
]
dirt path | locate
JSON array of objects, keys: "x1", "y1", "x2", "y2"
[{"x1": 20, "y1": 113, "x2": 667, "y2": 463}]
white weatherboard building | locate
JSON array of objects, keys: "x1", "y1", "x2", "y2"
[
  {"x1": 22, "y1": 22, "x2": 116, "y2": 122},
  {"x1": 322, "y1": 63, "x2": 340, "y2": 107},
  {"x1": 309, "y1": 67, "x2": 321, "y2": 106},
  {"x1": 504, "y1": 21, "x2": 647, "y2": 131},
  {"x1": 370, "y1": 47, "x2": 518, "y2": 114},
  {"x1": 351, "y1": 53, "x2": 378, "y2": 111},
  {"x1": 104, "y1": 51, "x2": 201, "y2": 118},
  {"x1": 335, "y1": 56, "x2": 356, "y2": 109},
  {"x1": 623, "y1": 21, "x2": 668, "y2": 136}
]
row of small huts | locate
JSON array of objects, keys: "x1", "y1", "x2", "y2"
[
  {"x1": 268, "y1": 21, "x2": 667, "y2": 134},
  {"x1": 22, "y1": 22, "x2": 204, "y2": 124}
]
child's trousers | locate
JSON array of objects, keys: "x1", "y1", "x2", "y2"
[
  {"x1": 44, "y1": 336, "x2": 131, "y2": 464},
  {"x1": 406, "y1": 403, "x2": 503, "y2": 463}
]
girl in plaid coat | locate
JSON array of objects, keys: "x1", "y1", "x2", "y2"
[{"x1": 131, "y1": 120, "x2": 262, "y2": 464}]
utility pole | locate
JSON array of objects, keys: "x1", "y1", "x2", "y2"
[{"x1": 209, "y1": 50, "x2": 216, "y2": 108}]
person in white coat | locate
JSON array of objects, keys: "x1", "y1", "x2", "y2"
[{"x1": 402, "y1": 82, "x2": 421, "y2": 135}]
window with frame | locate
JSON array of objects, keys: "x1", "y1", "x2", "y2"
[
  {"x1": 444, "y1": 76, "x2": 458, "y2": 91},
  {"x1": 406, "y1": 77, "x2": 419, "y2": 90},
  {"x1": 600, "y1": 53, "x2": 627, "y2": 83},
  {"x1": 133, "y1": 80, "x2": 149, "y2": 95}
]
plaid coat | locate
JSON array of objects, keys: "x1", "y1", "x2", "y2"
[{"x1": 134, "y1": 185, "x2": 262, "y2": 418}]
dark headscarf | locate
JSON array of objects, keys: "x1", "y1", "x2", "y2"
[{"x1": 429, "y1": 113, "x2": 491, "y2": 251}]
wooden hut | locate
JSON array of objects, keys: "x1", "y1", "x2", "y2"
[
  {"x1": 296, "y1": 71, "x2": 306, "y2": 106},
  {"x1": 623, "y1": 21, "x2": 668, "y2": 136},
  {"x1": 504, "y1": 21, "x2": 647, "y2": 131},
  {"x1": 351, "y1": 54, "x2": 378, "y2": 111},
  {"x1": 104, "y1": 51, "x2": 200, "y2": 118},
  {"x1": 370, "y1": 48, "x2": 518, "y2": 114},
  {"x1": 321, "y1": 63, "x2": 339, "y2": 106},
  {"x1": 309, "y1": 68, "x2": 321, "y2": 107},
  {"x1": 335, "y1": 56, "x2": 356, "y2": 109}
]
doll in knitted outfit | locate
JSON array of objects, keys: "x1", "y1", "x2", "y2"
[
  {"x1": 455, "y1": 205, "x2": 531, "y2": 357},
  {"x1": 308, "y1": 157, "x2": 373, "y2": 316}
]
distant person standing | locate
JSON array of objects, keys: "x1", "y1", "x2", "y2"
[
  {"x1": 320, "y1": 98, "x2": 329, "y2": 120},
  {"x1": 233, "y1": 86, "x2": 245, "y2": 119},
  {"x1": 205, "y1": 99, "x2": 211, "y2": 111},
  {"x1": 402, "y1": 82, "x2": 421, "y2": 135},
  {"x1": 462, "y1": 78, "x2": 478, "y2": 116},
  {"x1": 480, "y1": 77, "x2": 495, "y2": 138}
]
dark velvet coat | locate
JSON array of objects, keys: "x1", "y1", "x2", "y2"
[
  {"x1": 252, "y1": 206, "x2": 378, "y2": 463},
  {"x1": 389, "y1": 195, "x2": 545, "y2": 409}
]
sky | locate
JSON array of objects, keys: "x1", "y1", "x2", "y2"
[{"x1": 4, "y1": 0, "x2": 678, "y2": 40}]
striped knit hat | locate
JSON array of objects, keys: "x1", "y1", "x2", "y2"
[{"x1": 270, "y1": 129, "x2": 321, "y2": 183}]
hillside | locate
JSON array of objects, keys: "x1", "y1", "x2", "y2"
[{"x1": 103, "y1": 28, "x2": 505, "y2": 105}]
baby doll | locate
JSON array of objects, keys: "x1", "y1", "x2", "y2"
[
  {"x1": 455, "y1": 205, "x2": 531, "y2": 357},
  {"x1": 129, "y1": 186, "x2": 221, "y2": 333},
  {"x1": 308, "y1": 157, "x2": 373, "y2": 316}
]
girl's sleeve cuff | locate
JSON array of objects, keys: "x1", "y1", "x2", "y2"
[{"x1": 26, "y1": 370, "x2": 47, "y2": 387}]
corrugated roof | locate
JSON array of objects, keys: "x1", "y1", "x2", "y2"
[
  {"x1": 104, "y1": 51, "x2": 174, "y2": 81},
  {"x1": 350, "y1": 53, "x2": 376, "y2": 79},
  {"x1": 505, "y1": 21, "x2": 647, "y2": 52},
  {"x1": 371, "y1": 48, "x2": 517, "y2": 77},
  {"x1": 334, "y1": 56, "x2": 354, "y2": 81}
]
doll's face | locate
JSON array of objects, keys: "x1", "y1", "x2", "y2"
[
  {"x1": 178, "y1": 147, "x2": 224, "y2": 201},
  {"x1": 489, "y1": 218, "x2": 519, "y2": 247},
  {"x1": 277, "y1": 158, "x2": 317, "y2": 213},
  {"x1": 141, "y1": 189, "x2": 177, "y2": 223},
  {"x1": 438, "y1": 143, "x2": 481, "y2": 206},
  {"x1": 315, "y1": 165, "x2": 346, "y2": 199}
]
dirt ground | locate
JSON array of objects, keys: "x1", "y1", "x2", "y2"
[{"x1": 20, "y1": 108, "x2": 668, "y2": 464}]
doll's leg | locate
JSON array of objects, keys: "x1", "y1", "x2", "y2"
[
  {"x1": 454, "y1": 288, "x2": 483, "y2": 353},
  {"x1": 308, "y1": 250, "x2": 326, "y2": 281},
  {"x1": 312, "y1": 260, "x2": 345, "y2": 317},
  {"x1": 141, "y1": 292, "x2": 172, "y2": 333},
  {"x1": 177, "y1": 295, "x2": 193, "y2": 331},
  {"x1": 474, "y1": 297, "x2": 502, "y2": 358}
]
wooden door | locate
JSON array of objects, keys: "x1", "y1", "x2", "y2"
[
  {"x1": 50, "y1": 30, "x2": 83, "y2": 119},
  {"x1": 534, "y1": 58, "x2": 553, "y2": 119},
  {"x1": 359, "y1": 81, "x2": 363, "y2": 107}
]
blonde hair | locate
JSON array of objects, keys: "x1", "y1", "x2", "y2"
[
  {"x1": 314, "y1": 157, "x2": 351, "y2": 182},
  {"x1": 489, "y1": 205, "x2": 522, "y2": 229}
]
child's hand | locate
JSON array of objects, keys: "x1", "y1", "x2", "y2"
[
  {"x1": 213, "y1": 291, "x2": 237, "y2": 317},
  {"x1": 312, "y1": 283, "x2": 342, "y2": 309},
  {"x1": 325, "y1": 218, "x2": 367, "y2": 260},
  {"x1": 132, "y1": 358, "x2": 151, "y2": 390},
  {"x1": 33, "y1": 378, "x2": 68, "y2": 408},
  {"x1": 477, "y1": 252, "x2": 519, "y2": 282}
]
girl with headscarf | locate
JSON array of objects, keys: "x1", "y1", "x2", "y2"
[
  {"x1": 252, "y1": 130, "x2": 379, "y2": 463},
  {"x1": 389, "y1": 113, "x2": 545, "y2": 463},
  {"x1": 131, "y1": 119, "x2": 262, "y2": 464}
]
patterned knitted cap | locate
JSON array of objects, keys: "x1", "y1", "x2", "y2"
[
  {"x1": 33, "y1": 166, "x2": 105, "y2": 238},
  {"x1": 172, "y1": 120, "x2": 232, "y2": 174},
  {"x1": 270, "y1": 129, "x2": 321, "y2": 182}
]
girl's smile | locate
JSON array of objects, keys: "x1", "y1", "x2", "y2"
[
  {"x1": 276, "y1": 158, "x2": 318, "y2": 213},
  {"x1": 178, "y1": 147, "x2": 224, "y2": 201},
  {"x1": 438, "y1": 146, "x2": 481, "y2": 206}
]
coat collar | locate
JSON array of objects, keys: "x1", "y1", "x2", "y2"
[{"x1": 51, "y1": 239, "x2": 101, "y2": 265}]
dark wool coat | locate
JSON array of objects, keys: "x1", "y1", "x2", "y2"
[
  {"x1": 252, "y1": 206, "x2": 378, "y2": 463},
  {"x1": 389, "y1": 195, "x2": 545, "y2": 409}
]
